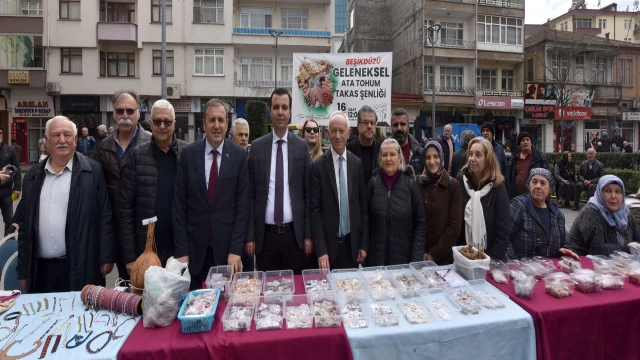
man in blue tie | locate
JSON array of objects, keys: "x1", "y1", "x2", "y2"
[{"x1": 311, "y1": 111, "x2": 369, "y2": 270}]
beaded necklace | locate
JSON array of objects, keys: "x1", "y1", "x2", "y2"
[{"x1": 85, "y1": 331, "x2": 111, "y2": 354}]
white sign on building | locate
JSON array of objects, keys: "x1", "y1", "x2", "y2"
[{"x1": 291, "y1": 52, "x2": 393, "y2": 126}]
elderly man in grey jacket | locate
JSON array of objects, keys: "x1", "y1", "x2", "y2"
[{"x1": 576, "y1": 148, "x2": 604, "y2": 204}]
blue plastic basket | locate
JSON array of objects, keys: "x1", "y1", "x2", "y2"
[{"x1": 177, "y1": 288, "x2": 220, "y2": 334}]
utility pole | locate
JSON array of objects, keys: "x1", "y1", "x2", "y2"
[
  {"x1": 427, "y1": 24, "x2": 441, "y2": 138},
  {"x1": 161, "y1": 0, "x2": 167, "y2": 99}
]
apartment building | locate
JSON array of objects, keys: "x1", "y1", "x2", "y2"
[
  {"x1": 343, "y1": 0, "x2": 525, "y2": 143},
  {"x1": 547, "y1": 3, "x2": 640, "y2": 43},
  {"x1": 0, "y1": 0, "x2": 339, "y2": 163},
  {"x1": 524, "y1": 29, "x2": 640, "y2": 152}
]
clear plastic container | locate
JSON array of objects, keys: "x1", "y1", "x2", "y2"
[
  {"x1": 543, "y1": 273, "x2": 576, "y2": 298},
  {"x1": 254, "y1": 296, "x2": 284, "y2": 330},
  {"x1": 489, "y1": 260, "x2": 510, "y2": 284},
  {"x1": 386, "y1": 264, "x2": 425, "y2": 298},
  {"x1": 570, "y1": 269, "x2": 603, "y2": 293},
  {"x1": 368, "y1": 302, "x2": 400, "y2": 327},
  {"x1": 231, "y1": 271, "x2": 264, "y2": 297},
  {"x1": 513, "y1": 271, "x2": 538, "y2": 300},
  {"x1": 506, "y1": 260, "x2": 525, "y2": 279},
  {"x1": 443, "y1": 285, "x2": 483, "y2": 315},
  {"x1": 558, "y1": 257, "x2": 582, "y2": 274},
  {"x1": 222, "y1": 296, "x2": 255, "y2": 332},
  {"x1": 599, "y1": 270, "x2": 626, "y2": 290},
  {"x1": 206, "y1": 265, "x2": 232, "y2": 300},
  {"x1": 610, "y1": 252, "x2": 636, "y2": 275},
  {"x1": 263, "y1": 270, "x2": 295, "y2": 303},
  {"x1": 628, "y1": 242, "x2": 640, "y2": 255},
  {"x1": 285, "y1": 295, "x2": 313, "y2": 329},
  {"x1": 330, "y1": 268, "x2": 369, "y2": 302},
  {"x1": 590, "y1": 256, "x2": 618, "y2": 273},
  {"x1": 521, "y1": 258, "x2": 555, "y2": 279},
  {"x1": 456, "y1": 263, "x2": 488, "y2": 281},
  {"x1": 532, "y1": 256, "x2": 556, "y2": 270},
  {"x1": 309, "y1": 291, "x2": 342, "y2": 328},
  {"x1": 409, "y1": 261, "x2": 468, "y2": 288},
  {"x1": 467, "y1": 279, "x2": 507, "y2": 309},
  {"x1": 397, "y1": 300, "x2": 431, "y2": 324},
  {"x1": 302, "y1": 269, "x2": 332, "y2": 292},
  {"x1": 340, "y1": 300, "x2": 370, "y2": 329},
  {"x1": 360, "y1": 266, "x2": 398, "y2": 301},
  {"x1": 418, "y1": 288, "x2": 461, "y2": 322}
]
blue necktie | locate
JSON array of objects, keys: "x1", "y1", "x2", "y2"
[{"x1": 339, "y1": 156, "x2": 349, "y2": 236}]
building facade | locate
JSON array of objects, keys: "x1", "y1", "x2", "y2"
[
  {"x1": 343, "y1": 0, "x2": 525, "y2": 146},
  {"x1": 546, "y1": 3, "x2": 640, "y2": 43},
  {"x1": 0, "y1": 0, "x2": 338, "y2": 163}
]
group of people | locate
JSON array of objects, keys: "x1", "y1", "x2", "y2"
[
  {"x1": 10, "y1": 87, "x2": 640, "y2": 294},
  {"x1": 587, "y1": 130, "x2": 633, "y2": 153}
]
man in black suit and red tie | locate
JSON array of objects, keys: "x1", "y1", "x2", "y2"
[
  {"x1": 245, "y1": 88, "x2": 313, "y2": 274},
  {"x1": 311, "y1": 111, "x2": 369, "y2": 270},
  {"x1": 173, "y1": 98, "x2": 249, "y2": 289}
]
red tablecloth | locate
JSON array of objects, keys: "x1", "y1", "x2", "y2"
[
  {"x1": 118, "y1": 275, "x2": 353, "y2": 360},
  {"x1": 487, "y1": 257, "x2": 640, "y2": 360}
]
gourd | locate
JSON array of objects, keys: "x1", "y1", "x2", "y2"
[{"x1": 130, "y1": 221, "x2": 161, "y2": 289}]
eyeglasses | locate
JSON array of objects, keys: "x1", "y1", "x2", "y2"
[
  {"x1": 114, "y1": 108, "x2": 138, "y2": 115},
  {"x1": 305, "y1": 127, "x2": 319, "y2": 134},
  {"x1": 152, "y1": 119, "x2": 174, "y2": 128}
]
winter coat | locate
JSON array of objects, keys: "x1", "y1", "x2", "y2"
[
  {"x1": 0, "y1": 142, "x2": 21, "y2": 198},
  {"x1": 407, "y1": 134, "x2": 425, "y2": 175},
  {"x1": 450, "y1": 145, "x2": 468, "y2": 178},
  {"x1": 597, "y1": 134, "x2": 611, "y2": 152},
  {"x1": 119, "y1": 135, "x2": 188, "y2": 264},
  {"x1": 347, "y1": 137, "x2": 381, "y2": 180},
  {"x1": 437, "y1": 134, "x2": 456, "y2": 173},
  {"x1": 77, "y1": 136, "x2": 96, "y2": 158},
  {"x1": 508, "y1": 148, "x2": 549, "y2": 199},
  {"x1": 94, "y1": 124, "x2": 152, "y2": 247},
  {"x1": 456, "y1": 170, "x2": 510, "y2": 261},
  {"x1": 367, "y1": 166, "x2": 426, "y2": 266},
  {"x1": 566, "y1": 202, "x2": 640, "y2": 256},
  {"x1": 508, "y1": 194, "x2": 566, "y2": 259},
  {"x1": 612, "y1": 134, "x2": 624, "y2": 150},
  {"x1": 13, "y1": 153, "x2": 115, "y2": 291},
  {"x1": 492, "y1": 141, "x2": 508, "y2": 180},
  {"x1": 554, "y1": 160, "x2": 577, "y2": 183},
  {"x1": 578, "y1": 160, "x2": 605, "y2": 183},
  {"x1": 418, "y1": 171, "x2": 462, "y2": 265}
]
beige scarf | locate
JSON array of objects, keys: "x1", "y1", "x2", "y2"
[{"x1": 463, "y1": 175, "x2": 492, "y2": 251}]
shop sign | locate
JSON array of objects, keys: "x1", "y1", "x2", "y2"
[
  {"x1": 11, "y1": 100, "x2": 53, "y2": 117},
  {"x1": 524, "y1": 104, "x2": 555, "y2": 119},
  {"x1": 554, "y1": 106, "x2": 591, "y2": 120},
  {"x1": 169, "y1": 99, "x2": 191, "y2": 113},
  {"x1": 521, "y1": 119, "x2": 551, "y2": 125},
  {"x1": 8, "y1": 71, "x2": 29, "y2": 85},
  {"x1": 511, "y1": 99, "x2": 524, "y2": 109},
  {"x1": 591, "y1": 107, "x2": 608, "y2": 116},
  {"x1": 623, "y1": 112, "x2": 640, "y2": 121}
]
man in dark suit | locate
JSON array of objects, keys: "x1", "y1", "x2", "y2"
[
  {"x1": 245, "y1": 88, "x2": 312, "y2": 274},
  {"x1": 173, "y1": 99, "x2": 249, "y2": 289},
  {"x1": 311, "y1": 111, "x2": 368, "y2": 270}
]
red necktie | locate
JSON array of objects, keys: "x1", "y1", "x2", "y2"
[{"x1": 208, "y1": 150, "x2": 218, "y2": 246}]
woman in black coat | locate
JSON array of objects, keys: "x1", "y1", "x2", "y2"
[
  {"x1": 456, "y1": 137, "x2": 510, "y2": 261},
  {"x1": 367, "y1": 139, "x2": 426, "y2": 266}
]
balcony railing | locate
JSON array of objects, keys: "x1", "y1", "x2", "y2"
[
  {"x1": 0, "y1": 1, "x2": 42, "y2": 16},
  {"x1": 424, "y1": 86, "x2": 476, "y2": 95},
  {"x1": 478, "y1": 0, "x2": 524, "y2": 8},
  {"x1": 235, "y1": 80, "x2": 292, "y2": 88},
  {"x1": 233, "y1": 27, "x2": 331, "y2": 37},
  {"x1": 424, "y1": 39, "x2": 476, "y2": 50},
  {"x1": 97, "y1": 22, "x2": 137, "y2": 43},
  {"x1": 477, "y1": 89, "x2": 524, "y2": 97}
]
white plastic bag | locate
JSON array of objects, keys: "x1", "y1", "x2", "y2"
[
  {"x1": 452, "y1": 245, "x2": 491, "y2": 270},
  {"x1": 143, "y1": 263, "x2": 190, "y2": 328}
]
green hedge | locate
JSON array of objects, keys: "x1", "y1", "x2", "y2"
[
  {"x1": 545, "y1": 152, "x2": 640, "y2": 170},
  {"x1": 604, "y1": 169, "x2": 640, "y2": 195}
]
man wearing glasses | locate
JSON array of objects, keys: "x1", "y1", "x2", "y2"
[
  {"x1": 119, "y1": 100, "x2": 187, "y2": 270},
  {"x1": 347, "y1": 105, "x2": 381, "y2": 186},
  {"x1": 95, "y1": 89, "x2": 152, "y2": 280}
]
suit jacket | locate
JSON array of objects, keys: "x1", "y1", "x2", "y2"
[
  {"x1": 173, "y1": 139, "x2": 249, "y2": 275},
  {"x1": 247, "y1": 131, "x2": 311, "y2": 253},
  {"x1": 311, "y1": 150, "x2": 369, "y2": 264}
]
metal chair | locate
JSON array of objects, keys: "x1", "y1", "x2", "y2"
[
  {"x1": 1, "y1": 252, "x2": 19, "y2": 291},
  {"x1": 0, "y1": 233, "x2": 18, "y2": 291}
]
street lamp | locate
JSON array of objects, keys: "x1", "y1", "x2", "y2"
[
  {"x1": 426, "y1": 24, "x2": 441, "y2": 138},
  {"x1": 269, "y1": 29, "x2": 284, "y2": 89}
]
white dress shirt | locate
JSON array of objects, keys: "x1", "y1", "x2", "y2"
[
  {"x1": 331, "y1": 147, "x2": 350, "y2": 234},
  {"x1": 205, "y1": 139, "x2": 224, "y2": 189},
  {"x1": 266, "y1": 130, "x2": 293, "y2": 224},
  {"x1": 38, "y1": 157, "x2": 73, "y2": 258}
]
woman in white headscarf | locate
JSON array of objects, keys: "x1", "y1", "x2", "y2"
[
  {"x1": 566, "y1": 175, "x2": 640, "y2": 256},
  {"x1": 456, "y1": 137, "x2": 510, "y2": 260}
]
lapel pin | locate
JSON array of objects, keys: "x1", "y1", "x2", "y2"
[{"x1": 226, "y1": 154, "x2": 229, "y2": 158}]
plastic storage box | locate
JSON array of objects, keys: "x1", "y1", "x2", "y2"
[
  {"x1": 368, "y1": 302, "x2": 400, "y2": 327},
  {"x1": 206, "y1": 265, "x2": 232, "y2": 300},
  {"x1": 254, "y1": 296, "x2": 284, "y2": 330},
  {"x1": 309, "y1": 291, "x2": 342, "y2": 328},
  {"x1": 418, "y1": 288, "x2": 461, "y2": 322},
  {"x1": 302, "y1": 269, "x2": 332, "y2": 292},
  {"x1": 543, "y1": 273, "x2": 576, "y2": 298},
  {"x1": 177, "y1": 289, "x2": 220, "y2": 334},
  {"x1": 330, "y1": 268, "x2": 369, "y2": 301},
  {"x1": 285, "y1": 295, "x2": 313, "y2": 329},
  {"x1": 360, "y1": 266, "x2": 398, "y2": 301},
  {"x1": 231, "y1": 271, "x2": 264, "y2": 297},
  {"x1": 222, "y1": 295, "x2": 255, "y2": 332},
  {"x1": 456, "y1": 263, "x2": 488, "y2": 281},
  {"x1": 570, "y1": 269, "x2": 603, "y2": 293},
  {"x1": 263, "y1": 270, "x2": 295, "y2": 303},
  {"x1": 386, "y1": 264, "x2": 425, "y2": 298}
]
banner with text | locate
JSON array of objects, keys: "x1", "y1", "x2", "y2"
[
  {"x1": 292, "y1": 52, "x2": 392, "y2": 126},
  {"x1": 554, "y1": 106, "x2": 592, "y2": 120}
]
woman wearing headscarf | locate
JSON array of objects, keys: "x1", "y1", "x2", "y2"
[
  {"x1": 367, "y1": 139, "x2": 427, "y2": 266},
  {"x1": 566, "y1": 175, "x2": 640, "y2": 256},
  {"x1": 509, "y1": 168, "x2": 579, "y2": 259},
  {"x1": 456, "y1": 137, "x2": 510, "y2": 260},
  {"x1": 418, "y1": 140, "x2": 462, "y2": 265},
  {"x1": 554, "y1": 151, "x2": 578, "y2": 210}
]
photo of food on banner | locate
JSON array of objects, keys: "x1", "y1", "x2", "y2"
[{"x1": 296, "y1": 59, "x2": 335, "y2": 108}]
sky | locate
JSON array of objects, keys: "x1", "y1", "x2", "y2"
[{"x1": 525, "y1": 0, "x2": 639, "y2": 24}]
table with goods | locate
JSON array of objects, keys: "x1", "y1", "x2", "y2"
[{"x1": 487, "y1": 246, "x2": 640, "y2": 360}]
